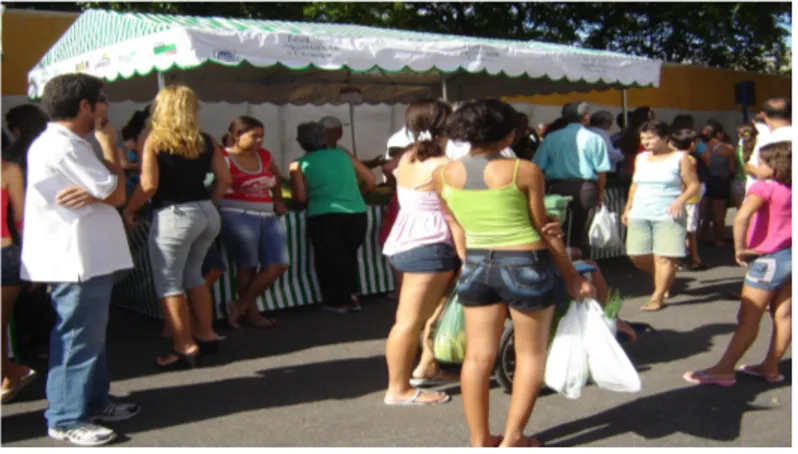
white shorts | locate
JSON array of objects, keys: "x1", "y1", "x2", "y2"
[{"x1": 685, "y1": 203, "x2": 700, "y2": 233}]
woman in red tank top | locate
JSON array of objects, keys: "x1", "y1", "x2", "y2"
[
  {"x1": 1, "y1": 159, "x2": 36, "y2": 402},
  {"x1": 218, "y1": 116, "x2": 289, "y2": 329}
]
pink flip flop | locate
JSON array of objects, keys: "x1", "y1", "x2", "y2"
[
  {"x1": 738, "y1": 365, "x2": 785, "y2": 383},
  {"x1": 683, "y1": 370, "x2": 736, "y2": 387}
]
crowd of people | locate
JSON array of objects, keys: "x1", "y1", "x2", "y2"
[{"x1": 0, "y1": 71, "x2": 791, "y2": 447}]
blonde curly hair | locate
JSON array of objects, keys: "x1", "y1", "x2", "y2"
[{"x1": 148, "y1": 85, "x2": 204, "y2": 159}]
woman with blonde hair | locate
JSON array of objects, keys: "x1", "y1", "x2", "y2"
[{"x1": 123, "y1": 85, "x2": 231, "y2": 369}]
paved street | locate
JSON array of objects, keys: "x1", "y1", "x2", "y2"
[{"x1": 1, "y1": 243, "x2": 791, "y2": 447}]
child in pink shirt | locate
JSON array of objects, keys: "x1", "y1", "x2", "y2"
[{"x1": 684, "y1": 140, "x2": 792, "y2": 386}]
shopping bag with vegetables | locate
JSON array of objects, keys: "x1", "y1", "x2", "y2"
[{"x1": 433, "y1": 290, "x2": 467, "y2": 363}]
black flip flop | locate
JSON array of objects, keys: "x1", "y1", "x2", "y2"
[{"x1": 155, "y1": 350, "x2": 198, "y2": 370}]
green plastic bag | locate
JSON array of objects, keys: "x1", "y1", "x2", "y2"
[{"x1": 433, "y1": 290, "x2": 467, "y2": 363}]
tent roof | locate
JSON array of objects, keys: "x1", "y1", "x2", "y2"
[{"x1": 27, "y1": 9, "x2": 662, "y2": 104}]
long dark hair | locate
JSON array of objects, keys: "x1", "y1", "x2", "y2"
[
  {"x1": 618, "y1": 107, "x2": 652, "y2": 155},
  {"x1": 3, "y1": 104, "x2": 49, "y2": 164},
  {"x1": 405, "y1": 99, "x2": 452, "y2": 162}
]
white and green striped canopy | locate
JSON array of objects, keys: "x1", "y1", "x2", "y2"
[{"x1": 28, "y1": 9, "x2": 662, "y2": 104}]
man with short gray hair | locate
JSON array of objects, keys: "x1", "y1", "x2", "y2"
[
  {"x1": 320, "y1": 115, "x2": 385, "y2": 169},
  {"x1": 532, "y1": 101, "x2": 612, "y2": 257},
  {"x1": 589, "y1": 110, "x2": 625, "y2": 172}
]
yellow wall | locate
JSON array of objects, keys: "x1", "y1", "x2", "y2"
[
  {"x1": 2, "y1": 10, "x2": 78, "y2": 96},
  {"x1": 506, "y1": 65, "x2": 792, "y2": 112},
  {"x1": 2, "y1": 9, "x2": 791, "y2": 112}
]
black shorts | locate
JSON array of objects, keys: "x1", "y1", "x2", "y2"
[
  {"x1": 456, "y1": 249, "x2": 562, "y2": 312},
  {"x1": 705, "y1": 176, "x2": 731, "y2": 200}
]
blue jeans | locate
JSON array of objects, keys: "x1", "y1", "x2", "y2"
[
  {"x1": 45, "y1": 273, "x2": 115, "y2": 430},
  {"x1": 744, "y1": 248, "x2": 792, "y2": 291},
  {"x1": 388, "y1": 243, "x2": 460, "y2": 273},
  {"x1": 148, "y1": 201, "x2": 221, "y2": 298}
]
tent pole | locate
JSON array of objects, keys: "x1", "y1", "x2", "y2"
[
  {"x1": 156, "y1": 71, "x2": 166, "y2": 91},
  {"x1": 349, "y1": 103, "x2": 357, "y2": 158},
  {"x1": 441, "y1": 75, "x2": 449, "y2": 101},
  {"x1": 621, "y1": 88, "x2": 629, "y2": 128}
]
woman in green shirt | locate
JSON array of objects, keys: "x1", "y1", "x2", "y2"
[{"x1": 289, "y1": 122, "x2": 376, "y2": 313}]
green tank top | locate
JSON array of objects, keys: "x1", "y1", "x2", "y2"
[{"x1": 440, "y1": 159, "x2": 541, "y2": 249}]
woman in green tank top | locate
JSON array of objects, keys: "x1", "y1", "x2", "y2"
[{"x1": 433, "y1": 100, "x2": 595, "y2": 448}]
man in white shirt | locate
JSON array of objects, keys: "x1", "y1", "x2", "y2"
[
  {"x1": 744, "y1": 97, "x2": 792, "y2": 191},
  {"x1": 21, "y1": 73, "x2": 137, "y2": 446},
  {"x1": 588, "y1": 110, "x2": 626, "y2": 172}
]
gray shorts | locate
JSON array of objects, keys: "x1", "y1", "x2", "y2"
[{"x1": 148, "y1": 200, "x2": 221, "y2": 298}]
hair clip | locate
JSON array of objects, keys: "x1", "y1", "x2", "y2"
[{"x1": 417, "y1": 130, "x2": 433, "y2": 143}]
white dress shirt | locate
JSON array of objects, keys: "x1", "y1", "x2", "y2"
[{"x1": 21, "y1": 123, "x2": 133, "y2": 283}]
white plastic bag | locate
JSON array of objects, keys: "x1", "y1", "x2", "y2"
[
  {"x1": 583, "y1": 299, "x2": 641, "y2": 393},
  {"x1": 589, "y1": 205, "x2": 622, "y2": 249},
  {"x1": 544, "y1": 300, "x2": 589, "y2": 399}
]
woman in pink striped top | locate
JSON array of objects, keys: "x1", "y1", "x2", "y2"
[{"x1": 382, "y1": 99, "x2": 461, "y2": 406}]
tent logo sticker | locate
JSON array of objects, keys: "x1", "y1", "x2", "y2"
[
  {"x1": 75, "y1": 61, "x2": 90, "y2": 72},
  {"x1": 94, "y1": 53, "x2": 111, "y2": 70},
  {"x1": 118, "y1": 51, "x2": 136, "y2": 65},
  {"x1": 153, "y1": 43, "x2": 178, "y2": 56},
  {"x1": 213, "y1": 50, "x2": 240, "y2": 64}
]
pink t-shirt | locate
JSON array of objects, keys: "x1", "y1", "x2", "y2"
[{"x1": 746, "y1": 180, "x2": 792, "y2": 254}]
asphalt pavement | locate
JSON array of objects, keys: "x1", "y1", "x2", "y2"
[{"x1": 1, "y1": 242, "x2": 791, "y2": 447}]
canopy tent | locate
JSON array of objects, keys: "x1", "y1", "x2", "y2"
[{"x1": 27, "y1": 9, "x2": 662, "y2": 104}]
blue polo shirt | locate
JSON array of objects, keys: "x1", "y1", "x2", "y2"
[{"x1": 532, "y1": 123, "x2": 612, "y2": 181}]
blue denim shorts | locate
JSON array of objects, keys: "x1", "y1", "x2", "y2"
[
  {"x1": 2, "y1": 244, "x2": 21, "y2": 287},
  {"x1": 388, "y1": 243, "x2": 460, "y2": 274},
  {"x1": 744, "y1": 248, "x2": 792, "y2": 291},
  {"x1": 219, "y1": 208, "x2": 289, "y2": 268},
  {"x1": 457, "y1": 249, "x2": 561, "y2": 312}
]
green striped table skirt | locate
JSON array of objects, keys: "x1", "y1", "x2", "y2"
[
  {"x1": 590, "y1": 186, "x2": 629, "y2": 261},
  {"x1": 111, "y1": 205, "x2": 396, "y2": 320},
  {"x1": 111, "y1": 189, "x2": 629, "y2": 320}
]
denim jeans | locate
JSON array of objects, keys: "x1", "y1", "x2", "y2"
[
  {"x1": 45, "y1": 273, "x2": 115, "y2": 430},
  {"x1": 148, "y1": 201, "x2": 221, "y2": 298}
]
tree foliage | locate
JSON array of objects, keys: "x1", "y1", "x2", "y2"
[{"x1": 7, "y1": 2, "x2": 792, "y2": 73}]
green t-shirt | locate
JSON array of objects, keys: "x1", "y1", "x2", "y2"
[{"x1": 296, "y1": 148, "x2": 367, "y2": 217}]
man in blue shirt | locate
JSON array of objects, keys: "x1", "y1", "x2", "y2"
[{"x1": 533, "y1": 102, "x2": 611, "y2": 257}]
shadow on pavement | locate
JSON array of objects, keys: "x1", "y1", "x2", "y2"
[
  {"x1": 102, "y1": 295, "x2": 396, "y2": 382},
  {"x1": 536, "y1": 359, "x2": 791, "y2": 446},
  {"x1": 624, "y1": 323, "x2": 738, "y2": 368},
  {"x1": 1, "y1": 354, "x2": 388, "y2": 445}
]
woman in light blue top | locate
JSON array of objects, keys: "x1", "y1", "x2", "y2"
[{"x1": 622, "y1": 121, "x2": 700, "y2": 312}]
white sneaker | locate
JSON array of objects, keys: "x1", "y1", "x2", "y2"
[
  {"x1": 48, "y1": 423, "x2": 117, "y2": 446},
  {"x1": 93, "y1": 401, "x2": 140, "y2": 423}
]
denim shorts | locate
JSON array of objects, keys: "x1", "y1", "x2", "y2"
[
  {"x1": 1, "y1": 243, "x2": 21, "y2": 287},
  {"x1": 626, "y1": 217, "x2": 687, "y2": 258},
  {"x1": 201, "y1": 239, "x2": 228, "y2": 276},
  {"x1": 388, "y1": 243, "x2": 460, "y2": 274},
  {"x1": 744, "y1": 248, "x2": 792, "y2": 291},
  {"x1": 148, "y1": 200, "x2": 221, "y2": 298},
  {"x1": 219, "y1": 208, "x2": 289, "y2": 268},
  {"x1": 457, "y1": 249, "x2": 561, "y2": 312}
]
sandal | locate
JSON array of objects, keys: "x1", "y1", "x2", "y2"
[
  {"x1": 640, "y1": 300, "x2": 666, "y2": 312},
  {"x1": 384, "y1": 388, "x2": 451, "y2": 406},
  {"x1": 687, "y1": 261, "x2": 707, "y2": 271},
  {"x1": 738, "y1": 364, "x2": 786, "y2": 383},
  {"x1": 1, "y1": 368, "x2": 37, "y2": 404},
  {"x1": 155, "y1": 349, "x2": 198, "y2": 371},
  {"x1": 682, "y1": 370, "x2": 736, "y2": 387},
  {"x1": 194, "y1": 338, "x2": 220, "y2": 356},
  {"x1": 242, "y1": 316, "x2": 277, "y2": 329}
]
